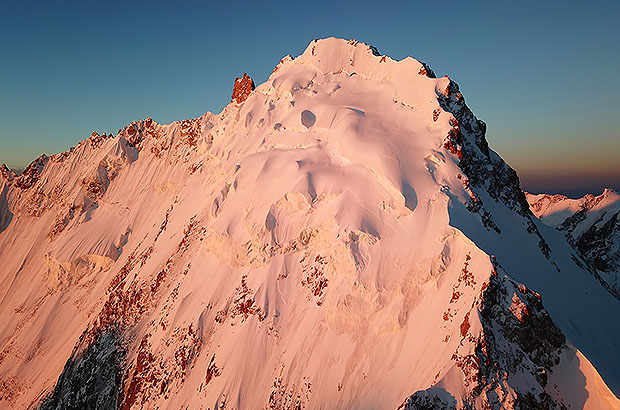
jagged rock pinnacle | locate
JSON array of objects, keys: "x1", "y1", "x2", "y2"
[{"x1": 231, "y1": 73, "x2": 255, "y2": 104}]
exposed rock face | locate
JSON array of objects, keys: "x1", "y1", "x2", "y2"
[
  {"x1": 14, "y1": 155, "x2": 48, "y2": 190},
  {"x1": 400, "y1": 388, "x2": 456, "y2": 410},
  {"x1": 417, "y1": 61, "x2": 436, "y2": 78},
  {"x1": 39, "y1": 331, "x2": 124, "y2": 410},
  {"x1": 577, "y1": 210, "x2": 619, "y2": 272},
  {"x1": 400, "y1": 265, "x2": 572, "y2": 410},
  {"x1": 231, "y1": 73, "x2": 255, "y2": 103},
  {"x1": 0, "y1": 165, "x2": 14, "y2": 233},
  {"x1": 89, "y1": 131, "x2": 113, "y2": 149},
  {"x1": 474, "y1": 272, "x2": 566, "y2": 408},
  {"x1": 0, "y1": 164, "x2": 15, "y2": 183},
  {"x1": 437, "y1": 77, "x2": 552, "y2": 258}
]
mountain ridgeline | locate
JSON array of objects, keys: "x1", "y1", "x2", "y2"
[{"x1": 0, "y1": 38, "x2": 618, "y2": 409}]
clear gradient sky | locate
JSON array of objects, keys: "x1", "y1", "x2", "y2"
[{"x1": 1, "y1": 0, "x2": 618, "y2": 197}]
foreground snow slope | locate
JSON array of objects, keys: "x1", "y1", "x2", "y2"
[{"x1": 0, "y1": 38, "x2": 618, "y2": 409}]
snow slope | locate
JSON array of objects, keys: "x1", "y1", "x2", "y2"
[{"x1": 0, "y1": 38, "x2": 618, "y2": 409}]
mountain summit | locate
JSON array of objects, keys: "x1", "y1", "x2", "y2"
[{"x1": 0, "y1": 38, "x2": 618, "y2": 409}]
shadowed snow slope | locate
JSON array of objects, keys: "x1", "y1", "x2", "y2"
[{"x1": 0, "y1": 38, "x2": 618, "y2": 409}]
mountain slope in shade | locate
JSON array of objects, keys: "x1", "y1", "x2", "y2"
[
  {"x1": 0, "y1": 38, "x2": 618, "y2": 409},
  {"x1": 527, "y1": 189, "x2": 620, "y2": 299}
]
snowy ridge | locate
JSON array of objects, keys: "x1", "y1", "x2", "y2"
[
  {"x1": 0, "y1": 38, "x2": 618, "y2": 409},
  {"x1": 527, "y1": 189, "x2": 619, "y2": 237},
  {"x1": 527, "y1": 189, "x2": 620, "y2": 299}
]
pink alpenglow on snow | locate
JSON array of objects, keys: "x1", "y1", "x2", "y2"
[{"x1": 0, "y1": 37, "x2": 619, "y2": 410}]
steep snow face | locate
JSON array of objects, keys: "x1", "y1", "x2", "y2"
[
  {"x1": 0, "y1": 38, "x2": 618, "y2": 409},
  {"x1": 527, "y1": 189, "x2": 620, "y2": 298}
]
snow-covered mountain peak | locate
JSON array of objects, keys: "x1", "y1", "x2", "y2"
[
  {"x1": 527, "y1": 188, "x2": 620, "y2": 227},
  {"x1": 0, "y1": 37, "x2": 619, "y2": 409},
  {"x1": 596, "y1": 188, "x2": 620, "y2": 206},
  {"x1": 277, "y1": 37, "x2": 448, "y2": 110}
]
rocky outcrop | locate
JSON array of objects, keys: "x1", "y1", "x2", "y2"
[
  {"x1": 231, "y1": 73, "x2": 255, "y2": 103},
  {"x1": 400, "y1": 269, "x2": 570, "y2": 410},
  {"x1": 14, "y1": 155, "x2": 48, "y2": 190},
  {"x1": 417, "y1": 62, "x2": 436, "y2": 78},
  {"x1": 400, "y1": 388, "x2": 456, "y2": 410},
  {"x1": 436, "y1": 76, "x2": 552, "y2": 257},
  {"x1": 0, "y1": 164, "x2": 15, "y2": 183},
  {"x1": 437, "y1": 79, "x2": 529, "y2": 217},
  {"x1": 473, "y1": 272, "x2": 566, "y2": 408},
  {"x1": 0, "y1": 164, "x2": 15, "y2": 232},
  {"x1": 39, "y1": 331, "x2": 125, "y2": 410},
  {"x1": 0, "y1": 181, "x2": 12, "y2": 233},
  {"x1": 576, "y1": 210, "x2": 619, "y2": 272},
  {"x1": 89, "y1": 131, "x2": 113, "y2": 149}
]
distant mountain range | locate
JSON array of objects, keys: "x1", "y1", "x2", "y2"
[{"x1": 527, "y1": 189, "x2": 620, "y2": 300}]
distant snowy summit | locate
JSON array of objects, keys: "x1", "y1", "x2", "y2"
[
  {"x1": 0, "y1": 38, "x2": 619, "y2": 410},
  {"x1": 527, "y1": 188, "x2": 620, "y2": 299}
]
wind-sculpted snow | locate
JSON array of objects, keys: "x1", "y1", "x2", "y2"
[{"x1": 0, "y1": 37, "x2": 618, "y2": 409}]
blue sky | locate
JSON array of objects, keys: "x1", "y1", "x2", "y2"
[{"x1": 1, "y1": 0, "x2": 618, "y2": 196}]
